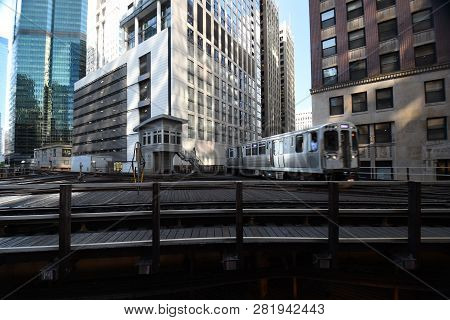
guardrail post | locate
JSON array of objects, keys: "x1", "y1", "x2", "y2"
[
  {"x1": 328, "y1": 182, "x2": 339, "y2": 268},
  {"x1": 58, "y1": 184, "x2": 72, "y2": 279},
  {"x1": 152, "y1": 182, "x2": 161, "y2": 273},
  {"x1": 408, "y1": 181, "x2": 421, "y2": 265},
  {"x1": 236, "y1": 181, "x2": 244, "y2": 267}
]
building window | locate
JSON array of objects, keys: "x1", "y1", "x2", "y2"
[
  {"x1": 349, "y1": 59, "x2": 367, "y2": 81},
  {"x1": 425, "y1": 79, "x2": 446, "y2": 104},
  {"x1": 380, "y1": 51, "x2": 400, "y2": 73},
  {"x1": 127, "y1": 26, "x2": 135, "y2": 49},
  {"x1": 139, "y1": 12, "x2": 157, "y2": 42},
  {"x1": 322, "y1": 66, "x2": 338, "y2": 85},
  {"x1": 359, "y1": 161, "x2": 371, "y2": 179},
  {"x1": 161, "y1": 4, "x2": 171, "y2": 30},
  {"x1": 197, "y1": 65, "x2": 204, "y2": 89},
  {"x1": 415, "y1": 43, "x2": 436, "y2": 67},
  {"x1": 206, "y1": 14, "x2": 211, "y2": 40},
  {"x1": 197, "y1": 35, "x2": 203, "y2": 51},
  {"x1": 378, "y1": 19, "x2": 398, "y2": 42},
  {"x1": 187, "y1": 60, "x2": 194, "y2": 84},
  {"x1": 436, "y1": 159, "x2": 450, "y2": 181},
  {"x1": 139, "y1": 80, "x2": 150, "y2": 101},
  {"x1": 321, "y1": 9, "x2": 335, "y2": 29},
  {"x1": 357, "y1": 125, "x2": 370, "y2": 145},
  {"x1": 187, "y1": 87, "x2": 194, "y2": 111},
  {"x1": 322, "y1": 37, "x2": 337, "y2": 57},
  {"x1": 62, "y1": 149, "x2": 72, "y2": 157},
  {"x1": 375, "y1": 122, "x2": 392, "y2": 143},
  {"x1": 197, "y1": 4, "x2": 203, "y2": 34},
  {"x1": 139, "y1": 54, "x2": 150, "y2": 75},
  {"x1": 139, "y1": 106, "x2": 150, "y2": 121},
  {"x1": 197, "y1": 91, "x2": 204, "y2": 114},
  {"x1": 206, "y1": 96, "x2": 213, "y2": 117},
  {"x1": 187, "y1": 0, "x2": 194, "y2": 26},
  {"x1": 352, "y1": 92, "x2": 368, "y2": 113},
  {"x1": 376, "y1": 87, "x2": 394, "y2": 110},
  {"x1": 187, "y1": 28, "x2": 194, "y2": 43},
  {"x1": 188, "y1": 114, "x2": 195, "y2": 139},
  {"x1": 376, "y1": 0, "x2": 396, "y2": 11},
  {"x1": 214, "y1": 122, "x2": 220, "y2": 142},
  {"x1": 329, "y1": 96, "x2": 344, "y2": 116},
  {"x1": 427, "y1": 117, "x2": 447, "y2": 141},
  {"x1": 207, "y1": 120, "x2": 212, "y2": 141},
  {"x1": 376, "y1": 161, "x2": 393, "y2": 180},
  {"x1": 198, "y1": 117, "x2": 204, "y2": 140},
  {"x1": 347, "y1": 0, "x2": 364, "y2": 20},
  {"x1": 214, "y1": 99, "x2": 220, "y2": 119},
  {"x1": 412, "y1": 9, "x2": 433, "y2": 33},
  {"x1": 348, "y1": 28, "x2": 366, "y2": 50}
]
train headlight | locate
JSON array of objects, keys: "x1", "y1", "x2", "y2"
[
  {"x1": 326, "y1": 154, "x2": 338, "y2": 160},
  {"x1": 352, "y1": 155, "x2": 356, "y2": 159}
]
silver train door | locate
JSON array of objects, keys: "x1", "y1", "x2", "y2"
[
  {"x1": 270, "y1": 140, "x2": 274, "y2": 167},
  {"x1": 307, "y1": 131, "x2": 320, "y2": 170},
  {"x1": 340, "y1": 130, "x2": 351, "y2": 168}
]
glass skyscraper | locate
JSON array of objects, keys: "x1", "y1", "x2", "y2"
[
  {"x1": 0, "y1": 37, "x2": 8, "y2": 156},
  {"x1": 7, "y1": 0, "x2": 87, "y2": 163}
]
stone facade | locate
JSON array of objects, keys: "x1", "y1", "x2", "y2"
[{"x1": 309, "y1": 0, "x2": 450, "y2": 181}]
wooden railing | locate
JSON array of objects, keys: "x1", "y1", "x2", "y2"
[{"x1": 0, "y1": 180, "x2": 448, "y2": 276}]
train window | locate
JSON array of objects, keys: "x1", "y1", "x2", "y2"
[
  {"x1": 252, "y1": 144, "x2": 258, "y2": 156},
  {"x1": 229, "y1": 148, "x2": 234, "y2": 158},
  {"x1": 324, "y1": 131, "x2": 339, "y2": 152},
  {"x1": 258, "y1": 142, "x2": 266, "y2": 155},
  {"x1": 295, "y1": 135, "x2": 304, "y2": 153},
  {"x1": 351, "y1": 132, "x2": 358, "y2": 150},
  {"x1": 310, "y1": 132, "x2": 319, "y2": 152},
  {"x1": 245, "y1": 145, "x2": 251, "y2": 156}
]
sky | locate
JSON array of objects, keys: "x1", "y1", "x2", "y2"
[
  {"x1": 0, "y1": 0, "x2": 312, "y2": 131},
  {"x1": 278, "y1": 0, "x2": 312, "y2": 114}
]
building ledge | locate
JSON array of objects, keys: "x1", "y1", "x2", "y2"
[
  {"x1": 311, "y1": 63, "x2": 450, "y2": 95},
  {"x1": 120, "y1": 0, "x2": 156, "y2": 28},
  {"x1": 133, "y1": 115, "x2": 187, "y2": 132}
]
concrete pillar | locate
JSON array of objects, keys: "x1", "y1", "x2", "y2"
[
  {"x1": 157, "y1": 0, "x2": 162, "y2": 33},
  {"x1": 134, "y1": 17, "x2": 139, "y2": 48}
]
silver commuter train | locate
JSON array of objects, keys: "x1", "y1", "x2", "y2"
[{"x1": 226, "y1": 121, "x2": 359, "y2": 179}]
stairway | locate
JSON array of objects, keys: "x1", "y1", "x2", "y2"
[{"x1": 176, "y1": 150, "x2": 203, "y2": 172}]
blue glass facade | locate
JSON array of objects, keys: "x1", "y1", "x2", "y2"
[
  {"x1": 0, "y1": 37, "x2": 7, "y2": 156},
  {"x1": 0, "y1": 37, "x2": 7, "y2": 128},
  {"x1": 8, "y1": 0, "x2": 87, "y2": 162}
]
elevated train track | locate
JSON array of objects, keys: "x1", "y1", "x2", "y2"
[{"x1": 0, "y1": 180, "x2": 450, "y2": 299}]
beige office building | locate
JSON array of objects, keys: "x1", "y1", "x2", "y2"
[{"x1": 309, "y1": 0, "x2": 450, "y2": 181}]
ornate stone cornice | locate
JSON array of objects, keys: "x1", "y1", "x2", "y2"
[{"x1": 310, "y1": 63, "x2": 450, "y2": 95}]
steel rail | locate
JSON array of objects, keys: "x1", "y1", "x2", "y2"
[{"x1": 0, "y1": 208, "x2": 449, "y2": 223}]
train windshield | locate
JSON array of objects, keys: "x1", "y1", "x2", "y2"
[{"x1": 324, "y1": 131, "x2": 339, "y2": 152}]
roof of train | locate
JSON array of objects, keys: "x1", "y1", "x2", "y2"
[{"x1": 233, "y1": 121, "x2": 356, "y2": 147}]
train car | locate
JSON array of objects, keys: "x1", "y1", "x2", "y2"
[{"x1": 226, "y1": 121, "x2": 359, "y2": 180}]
